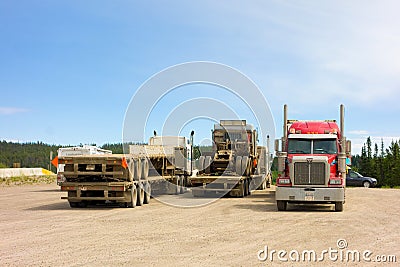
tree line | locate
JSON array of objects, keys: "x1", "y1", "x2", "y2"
[
  {"x1": 352, "y1": 137, "x2": 400, "y2": 187},
  {"x1": 0, "y1": 141, "x2": 124, "y2": 171}
]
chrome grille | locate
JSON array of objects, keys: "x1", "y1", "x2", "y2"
[{"x1": 294, "y1": 162, "x2": 326, "y2": 185}]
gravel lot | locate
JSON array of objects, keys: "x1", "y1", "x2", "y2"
[{"x1": 0, "y1": 184, "x2": 399, "y2": 266}]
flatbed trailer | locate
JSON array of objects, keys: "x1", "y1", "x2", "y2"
[{"x1": 58, "y1": 154, "x2": 154, "y2": 208}]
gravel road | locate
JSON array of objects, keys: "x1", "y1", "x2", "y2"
[{"x1": 0, "y1": 184, "x2": 399, "y2": 266}]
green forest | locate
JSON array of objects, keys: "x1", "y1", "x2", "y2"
[
  {"x1": 0, "y1": 141, "x2": 125, "y2": 172},
  {"x1": 352, "y1": 137, "x2": 400, "y2": 187},
  {"x1": 1, "y1": 138, "x2": 399, "y2": 187}
]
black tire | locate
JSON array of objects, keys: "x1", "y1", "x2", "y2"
[
  {"x1": 363, "y1": 181, "x2": 371, "y2": 188},
  {"x1": 335, "y1": 201, "x2": 344, "y2": 212},
  {"x1": 128, "y1": 186, "x2": 137, "y2": 208},
  {"x1": 144, "y1": 182, "x2": 151, "y2": 204},
  {"x1": 69, "y1": 202, "x2": 78, "y2": 208},
  {"x1": 137, "y1": 184, "x2": 144, "y2": 206},
  {"x1": 277, "y1": 200, "x2": 287, "y2": 211}
]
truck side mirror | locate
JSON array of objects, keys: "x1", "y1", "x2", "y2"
[
  {"x1": 274, "y1": 139, "x2": 280, "y2": 152},
  {"x1": 346, "y1": 140, "x2": 352, "y2": 154}
]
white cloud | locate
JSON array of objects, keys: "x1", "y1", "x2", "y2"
[
  {"x1": 212, "y1": 1, "x2": 400, "y2": 107},
  {"x1": 0, "y1": 107, "x2": 29, "y2": 115}
]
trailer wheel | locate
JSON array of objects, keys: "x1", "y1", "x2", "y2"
[
  {"x1": 127, "y1": 186, "x2": 137, "y2": 208},
  {"x1": 141, "y1": 158, "x2": 149, "y2": 180},
  {"x1": 198, "y1": 156, "x2": 205, "y2": 173},
  {"x1": 335, "y1": 201, "x2": 344, "y2": 212},
  {"x1": 242, "y1": 156, "x2": 249, "y2": 176},
  {"x1": 144, "y1": 182, "x2": 151, "y2": 204},
  {"x1": 277, "y1": 200, "x2": 287, "y2": 211},
  {"x1": 134, "y1": 159, "x2": 142, "y2": 181},
  {"x1": 205, "y1": 156, "x2": 212, "y2": 174},
  {"x1": 137, "y1": 183, "x2": 144, "y2": 206},
  {"x1": 235, "y1": 156, "x2": 242, "y2": 175}
]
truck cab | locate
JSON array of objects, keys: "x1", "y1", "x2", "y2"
[{"x1": 275, "y1": 105, "x2": 351, "y2": 212}]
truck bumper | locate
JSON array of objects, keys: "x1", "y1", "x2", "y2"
[{"x1": 276, "y1": 187, "x2": 344, "y2": 203}]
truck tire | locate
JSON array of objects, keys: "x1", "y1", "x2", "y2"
[
  {"x1": 277, "y1": 200, "x2": 287, "y2": 211},
  {"x1": 205, "y1": 156, "x2": 212, "y2": 174},
  {"x1": 242, "y1": 156, "x2": 249, "y2": 176},
  {"x1": 128, "y1": 186, "x2": 137, "y2": 208},
  {"x1": 144, "y1": 182, "x2": 151, "y2": 204},
  {"x1": 247, "y1": 178, "x2": 251, "y2": 196},
  {"x1": 335, "y1": 201, "x2": 344, "y2": 212},
  {"x1": 141, "y1": 158, "x2": 149, "y2": 180},
  {"x1": 137, "y1": 183, "x2": 144, "y2": 206},
  {"x1": 134, "y1": 159, "x2": 142, "y2": 181},
  {"x1": 235, "y1": 156, "x2": 242, "y2": 175},
  {"x1": 198, "y1": 156, "x2": 205, "y2": 173}
]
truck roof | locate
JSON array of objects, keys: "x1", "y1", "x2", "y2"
[{"x1": 288, "y1": 121, "x2": 340, "y2": 138}]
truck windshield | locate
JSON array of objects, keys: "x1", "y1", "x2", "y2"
[{"x1": 288, "y1": 139, "x2": 337, "y2": 154}]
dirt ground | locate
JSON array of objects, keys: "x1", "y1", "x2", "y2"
[{"x1": 0, "y1": 184, "x2": 399, "y2": 266}]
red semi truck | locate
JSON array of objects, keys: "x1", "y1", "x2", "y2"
[{"x1": 275, "y1": 104, "x2": 351, "y2": 212}]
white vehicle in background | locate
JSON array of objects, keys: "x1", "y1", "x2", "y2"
[{"x1": 55, "y1": 145, "x2": 112, "y2": 185}]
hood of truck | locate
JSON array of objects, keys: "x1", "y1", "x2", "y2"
[{"x1": 288, "y1": 154, "x2": 336, "y2": 164}]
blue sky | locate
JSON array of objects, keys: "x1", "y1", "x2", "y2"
[{"x1": 1, "y1": 1, "x2": 399, "y2": 155}]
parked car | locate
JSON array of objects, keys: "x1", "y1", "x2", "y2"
[{"x1": 346, "y1": 170, "x2": 377, "y2": 188}]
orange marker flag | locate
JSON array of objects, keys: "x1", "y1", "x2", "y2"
[{"x1": 51, "y1": 156, "x2": 58, "y2": 167}]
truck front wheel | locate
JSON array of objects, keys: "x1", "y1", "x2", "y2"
[
  {"x1": 335, "y1": 201, "x2": 344, "y2": 212},
  {"x1": 277, "y1": 200, "x2": 287, "y2": 211}
]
